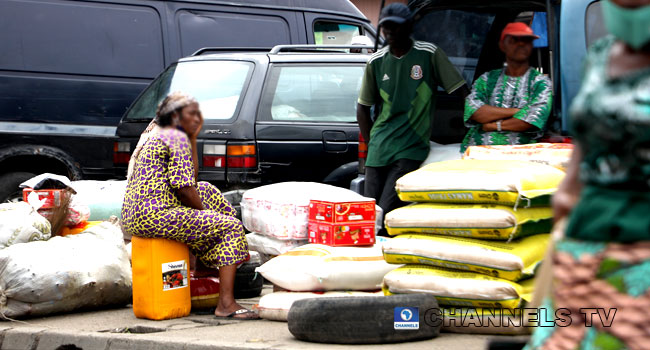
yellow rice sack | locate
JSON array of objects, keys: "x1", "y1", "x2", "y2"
[
  {"x1": 395, "y1": 159, "x2": 565, "y2": 206},
  {"x1": 439, "y1": 307, "x2": 532, "y2": 335},
  {"x1": 384, "y1": 203, "x2": 552, "y2": 240},
  {"x1": 463, "y1": 143, "x2": 573, "y2": 171},
  {"x1": 382, "y1": 265, "x2": 534, "y2": 309},
  {"x1": 382, "y1": 233, "x2": 549, "y2": 281}
]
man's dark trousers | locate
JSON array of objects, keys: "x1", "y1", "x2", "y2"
[{"x1": 364, "y1": 159, "x2": 421, "y2": 235}]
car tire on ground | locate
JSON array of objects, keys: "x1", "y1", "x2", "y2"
[
  {"x1": 234, "y1": 260, "x2": 263, "y2": 298},
  {"x1": 0, "y1": 172, "x2": 36, "y2": 203},
  {"x1": 288, "y1": 294, "x2": 441, "y2": 344}
]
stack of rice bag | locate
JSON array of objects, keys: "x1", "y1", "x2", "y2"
[
  {"x1": 381, "y1": 159, "x2": 565, "y2": 334},
  {"x1": 255, "y1": 241, "x2": 397, "y2": 321}
]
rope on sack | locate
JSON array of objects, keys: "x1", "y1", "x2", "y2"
[
  {"x1": 0, "y1": 289, "x2": 54, "y2": 327},
  {"x1": 507, "y1": 221, "x2": 519, "y2": 243},
  {"x1": 513, "y1": 193, "x2": 531, "y2": 212}
]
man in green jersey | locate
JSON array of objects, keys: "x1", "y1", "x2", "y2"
[
  {"x1": 356, "y1": 3, "x2": 467, "y2": 222},
  {"x1": 460, "y1": 22, "x2": 553, "y2": 153}
]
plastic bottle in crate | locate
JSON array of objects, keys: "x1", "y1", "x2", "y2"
[{"x1": 132, "y1": 236, "x2": 191, "y2": 320}]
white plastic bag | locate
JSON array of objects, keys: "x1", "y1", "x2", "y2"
[
  {"x1": 0, "y1": 219, "x2": 132, "y2": 319},
  {"x1": 71, "y1": 180, "x2": 127, "y2": 221},
  {"x1": 241, "y1": 182, "x2": 381, "y2": 240},
  {"x1": 0, "y1": 202, "x2": 51, "y2": 249},
  {"x1": 246, "y1": 232, "x2": 308, "y2": 256}
]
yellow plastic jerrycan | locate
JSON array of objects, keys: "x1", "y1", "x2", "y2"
[{"x1": 132, "y1": 236, "x2": 192, "y2": 320}]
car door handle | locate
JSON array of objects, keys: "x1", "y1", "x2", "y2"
[{"x1": 322, "y1": 131, "x2": 348, "y2": 153}]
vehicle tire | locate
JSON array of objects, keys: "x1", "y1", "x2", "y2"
[
  {"x1": 288, "y1": 294, "x2": 440, "y2": 344},
  {"x1": 0, "y1": 172, "x2": 36, "y2": 203},
  {"x1": 234, "y1": 261, "x2": 263, "y2": 298}
]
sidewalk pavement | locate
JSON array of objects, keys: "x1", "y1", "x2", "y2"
[{"x1": 0, "y1": 286, "x2": 528, "y2": 350}]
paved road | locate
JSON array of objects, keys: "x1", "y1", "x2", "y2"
[{"x1": 0, "y1": 288, "x2": 529, "y2": 350}]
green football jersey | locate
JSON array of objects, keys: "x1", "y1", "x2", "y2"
[{"x1": 358, "y1": 40, "x2": 465, "y2": 167}]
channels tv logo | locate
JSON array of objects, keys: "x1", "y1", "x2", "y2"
[{"x1": 394, "y1": 307, "x2": 419, "y2": 330}]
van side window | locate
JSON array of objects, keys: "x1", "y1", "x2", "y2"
[
  {"x1": 261, "y1": 65, "x2": 364, "y2": 122},
  {"x1": 0, "y1": 1, "x2": 164, "y2": 78},
  {"x1": 176, "y1": 10, "x2": 292, "y2": 56},
  {"x1": 585, "y1": 1, "x2": 608, "y2": 48},
  {"x1": 314, "y1": 22, "x2": 361, "y2": 45}
]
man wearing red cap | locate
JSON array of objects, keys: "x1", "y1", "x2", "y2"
[{"x1": 460, "y1": 22, "x2": 553, "y2": 153}]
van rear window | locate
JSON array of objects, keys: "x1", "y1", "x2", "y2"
[
  {"x1": 125, "y1": 61, "x2": 253, "y2": 121},
  {"x1": 412, "y1": 10, "x2": 495, "y2": 85}
]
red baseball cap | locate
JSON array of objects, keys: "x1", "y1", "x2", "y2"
[{"x1": 500, "y1": 22, "x2": 540, "y2": 42}]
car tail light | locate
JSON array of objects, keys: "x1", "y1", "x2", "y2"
[
  {"x1": 113, "y1": 142, "x2": 131, "y2": 165},
  {"x1": 358, "y1": 135, "x2": 368, "y2": 159},
  {"x1": 203, "y1": 144, "x2": 226, "y2": 168},
  {"x1": 358, "y1": 132, "x2": 367, "y2": 174},
  {"x1": 227, "y1": 144, "x2": 257, "y2": 168}
]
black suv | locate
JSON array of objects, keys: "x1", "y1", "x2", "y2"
[{"x1": 114, "y1": 46, "x2": 371, "y2": 190}]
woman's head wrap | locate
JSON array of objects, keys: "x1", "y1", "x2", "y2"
[{"x1": 155, "y1": 91, "x2": 198, "y2": 121}]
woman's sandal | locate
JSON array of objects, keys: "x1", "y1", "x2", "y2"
[{"x1": 215, "y1": 308, "x2": 260, "y2": 320}]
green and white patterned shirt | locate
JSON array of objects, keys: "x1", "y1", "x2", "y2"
[{"x1": 460, "y1": 67, "x2": 553, "y2": 153}]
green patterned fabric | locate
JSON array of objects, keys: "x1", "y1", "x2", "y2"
[
  {"x1": 460, "y1": 67, "x2": 552, "y2": 153},
  {"x1": 358, "y1": 40, "x2": 465, "y2": 167},
  {"x1": 570, "y1": 36, "x2": 650, "y2": 189}
]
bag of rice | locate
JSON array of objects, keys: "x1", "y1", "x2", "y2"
[
  {"x1": 382, "y1": 234, "x2": 549, "y2": 281},
  {"x1": 257, "y1": 291, "x2": 383, "y2": 321},
  {"x1": 384, "y1": 203, "x2": 552, "y2": 240},
  {"x1": 383, "y1": 265, "x2": 534, "y2": 309},
  {"x1": 256, "y1": 243, "x2": 400, "y2": 292},
  {"x1": 463, "y1": 143, "x2": 573, "y2": 171},
  {"x1": 395, "y1": 159, "x2": 565, "y2": 207}
]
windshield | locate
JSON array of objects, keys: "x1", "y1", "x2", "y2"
[
  {"x1": 125, "y1": 60, "x2": 253, "y2": 121},
  {"x1": 413, "y1": 10, "x2": 495, "y2": 84},
  {"x1": 260, "y1": 65, "x2": 365, "y2": 123}
]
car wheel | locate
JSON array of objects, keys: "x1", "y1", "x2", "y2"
[
  {"x1": 288, "y1": 294, "x2": 440, "y2": 344},
  {"x1": 0, "y1": 172, "x2": 36, "y2": 203}
]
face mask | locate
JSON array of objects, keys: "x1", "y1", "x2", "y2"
[{"x1": 602, "y1": 0, "x2": 650, "y2": 50}]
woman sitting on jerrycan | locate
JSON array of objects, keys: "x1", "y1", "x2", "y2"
[{"x1": 122, "y1": 91, "x2": 259, "y2": 320}]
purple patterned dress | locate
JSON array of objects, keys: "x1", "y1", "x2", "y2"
[{"x1": 122, "y1": 128, "x2": 248, "y2": 267}]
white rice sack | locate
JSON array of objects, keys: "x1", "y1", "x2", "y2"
[
  {"x1": 382, "y1": 233, "x2": 549, "y2": 281},
  {"x1": 421, "y1": 141, "x2": 462, "y2": 166},
  {"x1": 0, "y1": 219, "x2": 132, "y2": 319},
  {"x1": 246, "y1": 232, "x2": 307, "y2": 256},
  {"x1": 257, "y1": 291, "x2": 383, "y2": 321},
  {"x1": 383, "y1": 265, "x2": 534, "y2": 309},
  {"x1": 395, "y1": 159, "x2": 565, "y2": 206},
  {"x1": 256, "y1": 243, "x2": 400, "y2": 291},
  {"x1": 0, "y1": 202, "x2": 51, "y2": 249},
  {"x1": 241, "y1": 182, "x2": 381, "y2": 240}
]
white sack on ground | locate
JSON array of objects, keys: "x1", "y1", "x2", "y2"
[
  {"x1": 0, "y1": 202, "x2": 51, "y2": 249},
  {"x1": 246, "y1": 232, "x2": 308, "y2": 256},
  {"x1": 256, "y1": 243, "x2": 399, "y2": 291},
  {"x1": 0, "y1": 219, "x2": 132, "y2": 319},
  {"x1": 421, "y1": 141, "x2": 462, "y2": 166},
  {"x1": 257, "y1": 291, "x2": 383, "y2": 321},
  {"x1": 241, "y1": 182, "x2": 382, "y2": 240}
]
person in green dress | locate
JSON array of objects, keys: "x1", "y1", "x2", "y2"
[
  {"x1": 525, "y1": 0, "x2": 650, "y2": 348},
  {"x1": 461, "y1": 22, "x2": 553, "y2": 154}
]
